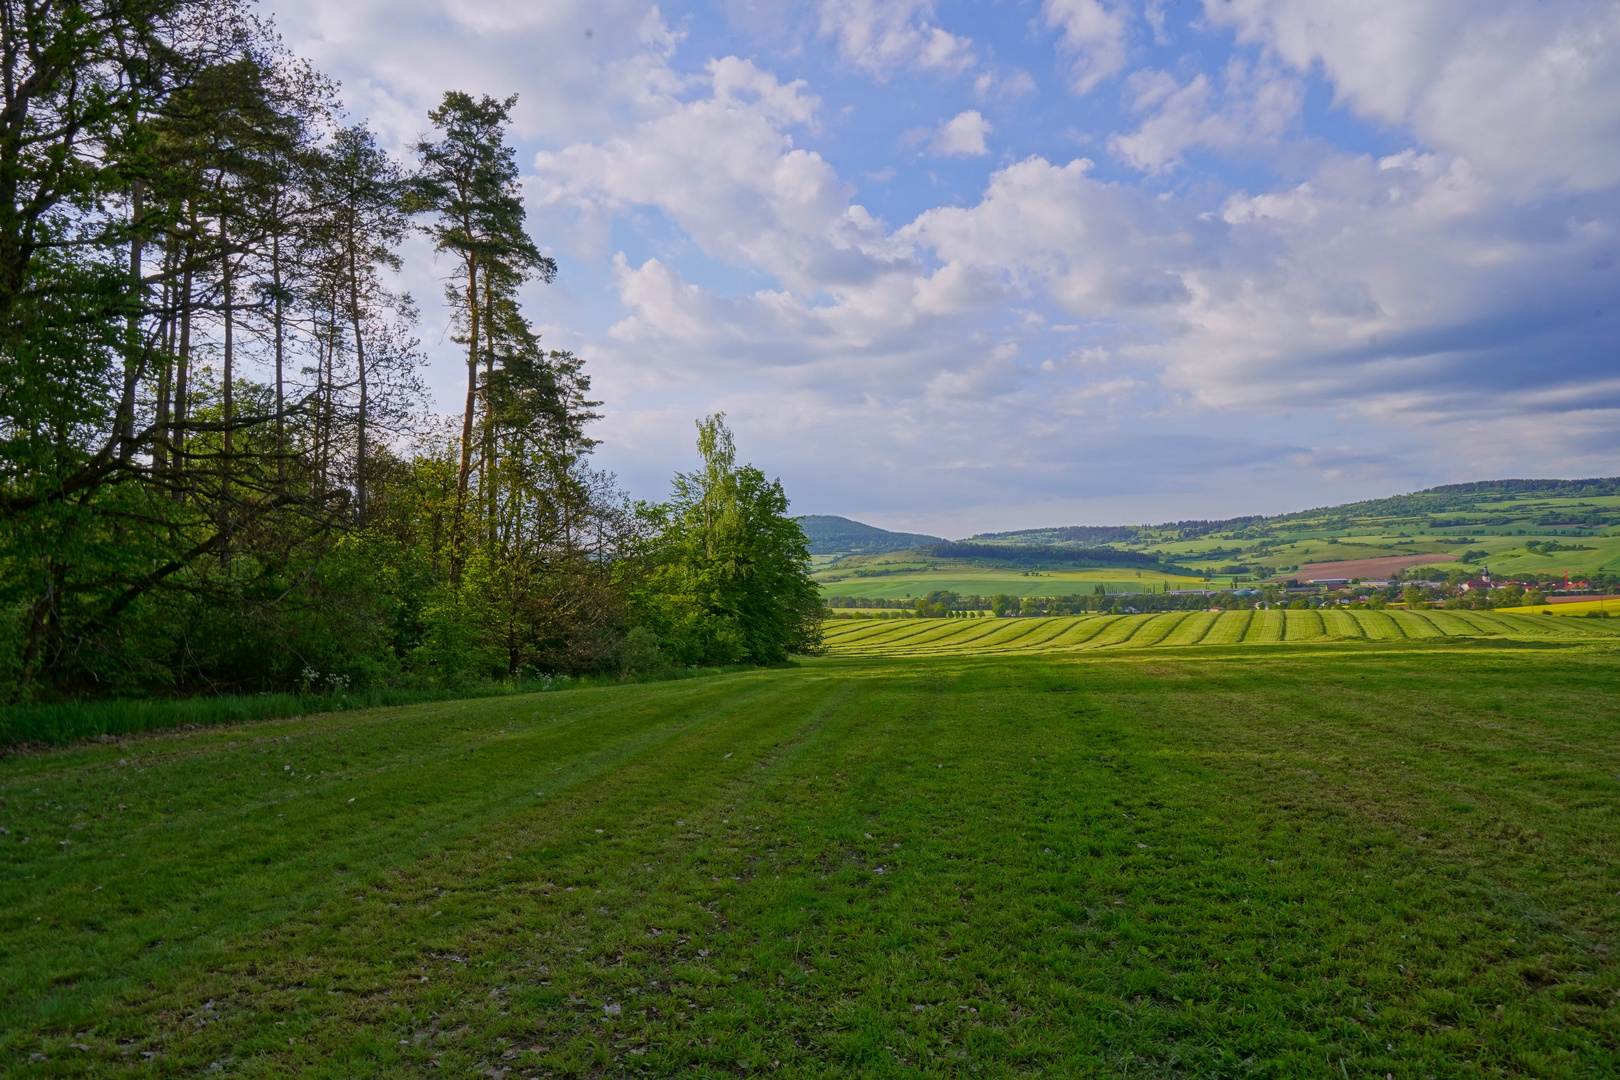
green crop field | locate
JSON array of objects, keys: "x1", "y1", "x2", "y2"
[
  {"x1": 814, "y1": 559, "x2": 1206, "y2": 601},
  {"x1": 823, "y1": 609, "x2": 1620, "y2": 656},
  {"x1": 5, "y1": 636, "x2": 1620, "y2": 1077},
  {"x1": 837, "y1": 483, "x2": 1620, "y2": 586}
]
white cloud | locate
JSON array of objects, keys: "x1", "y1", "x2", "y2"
[
  {"x1": 974, "y1": 67, "x2": 1038, "y2": 100},
  {"x1": 902, "y1": 156, "x2": 1199, "y2": 314},
  {"x1": 1042, "y1": 0, "x2": 1131, "y2": 95},
  {"x1": 532, "y1": 57, "x2": 903, "y2": 291},
  {"x1": 818, "y1": 0, "x2": 976, "y2": 76},
  {"x1": 929, "y1": 110, "x2": 992, "y2": 157},
  {"x1": 1202, "y1": 0, "x2": 1620, "y2": 191},
  {"x1": 271, "y1": 0, "x2": 676, "y2": 148},
  {"x1": 267, "y1": 0, "x2": 1620, "y2": 523},
  {"x1": 1109, "y1": 59, "x2": 1302, "y2": 173}
]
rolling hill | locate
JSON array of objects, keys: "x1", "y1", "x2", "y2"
[
  {"x1": 812, "y1": 478, "x2": 1620, "y2": 599},
  {"x1": 797, "y1": 515, "x2": 943, "y2": 556}
]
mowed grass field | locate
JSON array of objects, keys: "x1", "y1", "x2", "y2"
[
  {"x1": 1499, "y1": 600, "x2": 1620, "y2": 619},
  {"x1": 4, "y1": 641, "x2": 1620, "y2": 1077},
  {"x1": 815, "y1": 567, "x2": 1206, "y2": 601},
  {"x1": 823, "y1": 609, "x2": 1620, "y2": 656}
]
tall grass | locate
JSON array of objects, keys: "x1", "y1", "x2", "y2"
[{"x1": 0, "y1": 665, "x2": 735, "y2": 750}]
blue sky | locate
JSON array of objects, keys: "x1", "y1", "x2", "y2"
[{"x1": 269, "y1": 0, "x2": 1620, "y2": 535}]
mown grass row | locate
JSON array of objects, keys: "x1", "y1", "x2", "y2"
[
  {"x1": 4, "y1": 649, "x2": 1618, "y2": 1076},
  {"x1": 0, "y1": 667, "x2": 737, "y2": 750},
  {"x1": 822, "y1": 607, "x2": 1620, "y2": 656}
]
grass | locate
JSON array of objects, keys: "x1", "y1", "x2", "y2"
[
  {"x1": 1497, "y1": 601, "x2": 1620, "y2": 618},
  {"x1": 814, "y1": 561, "x2": 1207, "y2": 601},
  {"x1": 0, "y1": 669, "x2": 739, "y2": 750},
  {"x1": 3, "y1": 640, "x2": 1619, "y2": 1077},
  {"x1": 821, "y1": 609, "x2": 1620, "y2": 656},
  {"x1": 0, "y1": 687, "x2": 530, "y2": 752}
]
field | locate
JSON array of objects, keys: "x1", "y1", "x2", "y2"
[
  {"x1": 1499, "y1": 599, "x2": 1620, "y2": 618},
  {"x1": 950, "y1": 486, "x2": 1620, "y2": 582},
  {"x1": 5, "y1": 634, "x2": 1620, "y2": 1077},
  {"x1": 822, "y1": 609, "x2": 1620, "y2": 656},
  {"x1": 814, "y1": 557, "x2": 1206, "y2": 601},
  {"x1": 1286, "y1": 554, "x2": 1456, "y2": 581}
]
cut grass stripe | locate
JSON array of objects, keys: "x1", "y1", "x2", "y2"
[
  {"x1": 1422, "y1": 610, "x2": 1483, "y2": 637},
  {"x1": 1320, "y1": 610, "x2": 1366, "y2": 639},
  {"x1": 1284, "y1": 609, "x2": 1325, "y2": 641},
  {"x1": 1162, "y1": 611, "x2": 1219, "y2": 647},
  {"x1": 1131, "y1": 611, "x2": 1192, "y2": 647},
  {"x1": 1393, "y1": 611, "x2": 1445, "y2": 638},
  {"x1": 820, "y1": 608, "x2": 1620, "y2": 658},
  {"x1": 1070, "y1": 616, "x2": 1142, "y2": 650},
  {"x1": 1355, "y1": 611, "x2": 1402, "y2": 641},
  {"x1": 1247, "y1": 609, "x2": 1287, "y2": 643},
  {"x1": 1202, "y1": 610, "x2": 1252, "y2": 645},
  {"x1": 1046, "y1": 616, "x2": 1118, "y2": 651},
  {"x1": 1101, "y1": 612, "x2": 1163, "y2": 649},
  {"x1": 918, "y1": 619, "x2": 1026, "y2": 653}
]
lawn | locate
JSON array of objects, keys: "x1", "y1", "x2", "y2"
[
  {"x1": 1497, "y1": 600, "x2": 1620, "y2": 619},
  {"x1": 822, "y1": 609, "x2": 1620, "y2": 656},
  {"x1": 815, "y1": 564, "x2": 1206, "y2": 601},
  {"x1": 3, "y1": 641, "x2": 1618, "y2": 1077}
]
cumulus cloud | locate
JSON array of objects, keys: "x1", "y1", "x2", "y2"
[
  {"x1": 1203, "y1": 0, "x2": 1620, "y2": 190},
  {"x1": 929, "y1": 110, "x2": 992, "y2": 157},
  {"x1": 532, "y1": 57, "x2": 903, "y2": 290},
  {"x1": 271, "y1": 0, "x2": 677, "y2": 148},
  {"x1": 818, "y1": 0, "x2": 976, "y2": 76},
  {"x1": 267, "y1": 0, "x2": 1620, "y2": 525},
  {"x1": 1042, "y1": 0, "x2": 1131, "y2": 95},
  {"x1": 1109, "y1": 59, "x2": 1302, "y2": 173}
]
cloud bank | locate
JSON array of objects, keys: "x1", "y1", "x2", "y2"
[{"x1": 264, "y1": 0, "x2": 1620, "y2": 533}]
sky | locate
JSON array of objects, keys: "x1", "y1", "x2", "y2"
[{"x1": 265, "y1": 0, "x2": 1620, "y2": 537}]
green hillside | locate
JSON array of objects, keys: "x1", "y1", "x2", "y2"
[
  {"x1": 813, "y1": 552, "x2": 1204, "y2": 600},
  {"x1": 816, "y1": 478, "x2": 1620, "y2": 599},
  {"x1": 796, "y1": 515, "x2": 943, "y2": 557}
]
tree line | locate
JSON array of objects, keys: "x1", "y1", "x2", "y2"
[
  {"x1": 0, "y1": 1, "x2": 821, "y2": 702},
  {"x1": 924, "y1": 541, "x2": 1170, "y2": 567}
]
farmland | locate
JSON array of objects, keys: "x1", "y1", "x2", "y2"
[
  {"x1": 810, "y1": 483, "x2": 1620, "y2": 601},
  {"x1": 822, "y1": 608, "x2": 1620, "y2": 656},
  {"x1": 1285, "y1": 553, "x2": 1457, "y2": 582},
  {"x1": 1499, "y1": 599, "x2": 1620, "y2": 618},
  {"x1": 5, "y1": 635, "x2": 1620, "y2": 1077},
  {"x1": 813, "y1": 554, "x2": 1206, "y2": 600}
]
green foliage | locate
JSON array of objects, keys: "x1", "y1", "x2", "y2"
[{"x1": 636, "y1": 416, "x2": 823, "y2": 666}]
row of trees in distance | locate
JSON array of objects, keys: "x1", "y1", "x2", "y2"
[{"x1": 0, "y1": 0, "x2": 821, "y2": 702}]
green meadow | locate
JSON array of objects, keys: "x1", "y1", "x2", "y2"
[
  {"x1": 814, "y1": 558, "x2": 1205, "y2": 600},
  {"x1": 822, "y1": 608, "x2": 1620, "y2": 656},
  {"x1": 5, "y1": 630, "x2": 1620, "y2": 1077}
]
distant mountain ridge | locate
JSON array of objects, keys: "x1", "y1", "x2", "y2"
[
  {"x1": 807, "y1": 477, "x2": 1620, "y2": 560},
  {"x1": 968, "y1": 477, "x2": 1620, "y2": 547},
  {"x1": 797, "y1": 516, "x2": 943, "y2": 556}
]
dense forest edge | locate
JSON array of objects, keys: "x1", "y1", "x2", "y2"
[{"x1": 0, "y1": 2, "x2": 824, "y2": 725}]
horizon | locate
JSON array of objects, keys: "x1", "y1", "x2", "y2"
[
  {"x1": 264, "y1": 0, "x2": 1620, "y2": 536},
  {"x1": 802, "y1": 473, "x2": 1620, "y2": 538}
]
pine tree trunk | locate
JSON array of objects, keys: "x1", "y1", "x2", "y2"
[
  {"x1": 350, "y1": 240, "x2": 368, "y2": 523},
  {"x1": 272, "y1": 213, "x2": 286, "y2": 487},
  {"x1": 220, "y1": 211, "x2": 233, "y2": 557},
  {"x1": 173, "y1": 215, "x2": 195, "y2": 485},
  {"x1": 451, "y1": 254, "x2": 481, "y2": 583},
  {"x1": 118, "y1": 182, "x2": 144, "y2": 448}
]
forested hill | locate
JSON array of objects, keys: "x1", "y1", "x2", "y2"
[
  {"x1": 798, "y1": 516, "x2": 943, "y2": 556},
  {"x1": 968, "y1": 477, "x2": 1620, "y2": 547}
]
